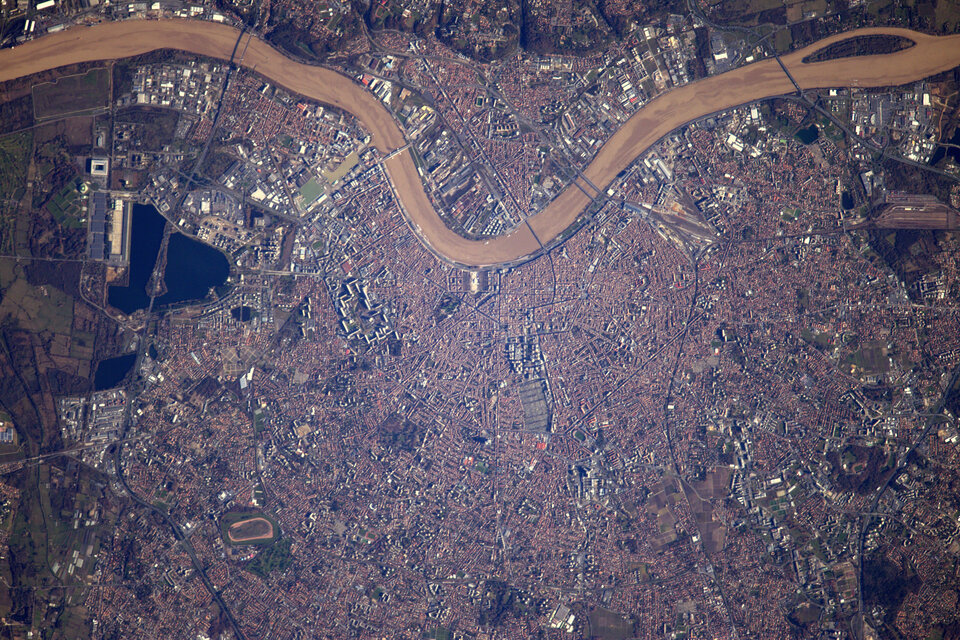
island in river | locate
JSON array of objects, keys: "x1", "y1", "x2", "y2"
[{"x1": 2, "y1": 22, "x2": 959, "y2": 267}]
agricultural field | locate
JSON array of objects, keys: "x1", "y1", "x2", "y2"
[
  {"x1": 0, "y1": 261, "x2": 16, "y2": 291},
  {"x1": 7, "y1": 462, "x2": 113, "y2": 637},
  {"x1": 0, "y1": 278, "x2": 73, "y2": 336},
  {"x1": 0, "y1": 132, "x2": 31, "y2": 201},
  {"x1": 682, "y1": 467, "x2": 733, "y2": 554},
  {"x1": 0, "y1": 253, "x2": 100, "y2": 374},
  {"x1": 588, "y1": 608, "x2": 634, "y2": 640},
  {"x1": 0, "y1": 94, "x2": 34, "y2": 135},
  {"x1": 69, "y1": 330, "x2": 96, "y2": 361},
  {"x1": 32, "y1": 68, "x2": 110, "y2": 121}
]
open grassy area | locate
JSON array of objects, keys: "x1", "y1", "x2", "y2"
[
  {"x1": 801, "y1": 327, "x2": 835, "y2": 349},
  {"x1": 589, "y1": 608, "x2": 633, "y2": 640},
  {"x1": 33, "y1": 68, "x2": 110, "y2": 121},
  {"x1": 0, "y1": 261, "x2": 18, "y2": 290},
  {"x1": 774, "y1": 28, "x2": 794, "y2": 53},
  {"x1": 247, "y1": 538, "x2": 292, "y2": 578},
  {"x1": 842, "y1": 341, "x2": 891, "y2": 375},
  {"x1": 0, "y1": 132, "x2": 32, "y2": 201},
  {"x1": 10, "y1": 476, "x2": 51, "y2": 590},
  {"x1": 0, "y1": 279, "x2": 74, "y2": 335},
  {"x1": 253, "y1": 409, "x2": 266, "y2": 435},
  {"x1": 0, "y1": 202, "x2": 18, "y2": 254},
  {"x1": 935, "y1": 0, "x2": 960, "y2": 30},
  {"x1": 298, "y1": 177, "x2": 324, "y2": 208},
  {"x1": 69, "y1": 330, "x2": 95, "y2": 361},
  {"x1": 46, "y1": 177, "x2": 86, "y2": 229}
]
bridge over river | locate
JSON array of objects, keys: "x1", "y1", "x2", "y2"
[{"x1": 2, "y1": 22, "x2": 959, "y2": 267}]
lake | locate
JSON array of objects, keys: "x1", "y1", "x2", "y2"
[
  {"x1": 930, "y1": 128, "x2": 960, "y2": 166},
  {"x1": 154, "y1": 231, "x2": 229, "y2": 308},
  {"x1": 108, "y1": 203, "x2": 165, "y2": 314},
  {"x1": 107, "y1": 204, "x2": 230, "y2": 313},
  {"x1": 795, "y1": 124, "x2": 820, "y2": 145},
  {"x1": 231, "y1": 306, "x2": 254, "y2": 322},
  {"x1": 94, "y1": 352, "x2": 136, "y2": 390}
]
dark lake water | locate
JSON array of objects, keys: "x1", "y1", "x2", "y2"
[
  {"x1": 795, "y1": 125, "x2": 820, "y2": 145},
  {"x1": 94, "y1": 353, "x2": 136, "y2": 390},
  {"x1": 841, "y1": 191, "x2": 854, "y2": 210},
  {"x1": 231, "y1": 306, "x2": 254, "y2": 322},
  {"x1": 107, "y1": 204, "x2": 229, "y2": 313},
  {"x1": 108, "y1": 204, "x2": 165, "y2": 314},
  {"x1": 930, "y1": 129, "x2": 960, "y2": 166},
  {"x1": 154, "y1": 232, "x2": 229, "y2": 308}
]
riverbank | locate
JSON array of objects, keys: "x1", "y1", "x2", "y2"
[{"x1": 2, "y1": 22, "x2": 959, "y2": 267}]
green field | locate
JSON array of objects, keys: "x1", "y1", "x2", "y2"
[
  {"x1": 0, "y1": 204, "x2": 19, "y2": 255},
  {"x1": 842, "y1": 341, "x2": 891, "y2": 375},
  {"x1": 0, "y1": 262, "x2": 17, "y2": 291},
  {"x1": 0, "y1": 279, "x2": 73, "y2": 335},
  {"x1": 774, "y1": 28, "x2": 794, "y2": 53},
  {"x1": 298, "y1": 177, "x2": 325, "y2": 208},
  {"x1": 0, "y1": 132, "x2": 31, "y2": 201},
  {"x1": 0, "y1": 431, "x2": 23, "y2": 473},
  {"x1": 33, "y1": 68, "x2": 110, "y2": 121},
  {"x1": 247, "y1": 538, "x2": 292, "y2": 577},
  {"x1": 589, "y1": 608, "x2": 633, "y2": 640},
  {"x1": 69, "y1": 330, "x2": 95, "y2": 360},
  {"x1": 253, "y1": 409, "x2": 266, "y2": 435},
  {"x1": 935, "y1": 0, "x2": 960, "y2": 30},
  {"x1": 46, "y1": 177, "x2": 86, "y2": 229}
]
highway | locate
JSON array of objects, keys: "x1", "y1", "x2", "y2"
[
  {"x1": 2, "y1": 22, "x2": 960, "y2": 267},
  {"x1": 854, "y1": 362, "x2": 960, "y2": 637}
]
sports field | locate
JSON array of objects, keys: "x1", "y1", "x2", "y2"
[
  {"x1": 220, "y1": 511, "x2": 279, "y2": 545},
  {"x1": 227, "y1": 517, "x2": 274, "y2": 542}
]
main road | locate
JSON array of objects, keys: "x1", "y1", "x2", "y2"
[{"x1": 2, "y1": 21, "x2": 960, "y2": 267}]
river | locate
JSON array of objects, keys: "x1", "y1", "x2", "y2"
[{"x1": 2, "y1": 22, "x2": 959, "y2": 267}]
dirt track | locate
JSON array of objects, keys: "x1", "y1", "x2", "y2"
[
  {"x1": 2, "y1": 22, "x2": 959, "y2": 267},
  {"x1": 227, "y1": 517, "x2": 274, "y2": 542}
]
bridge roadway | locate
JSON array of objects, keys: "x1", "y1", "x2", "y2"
[{"x1": 2, "y1": 22, "x2": 960, "y2": 267}]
